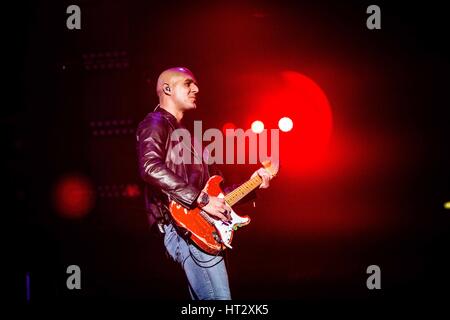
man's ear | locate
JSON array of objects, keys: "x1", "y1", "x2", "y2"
[{"x1": 163, "y1": 83, "x2": 171, "y2": 95}]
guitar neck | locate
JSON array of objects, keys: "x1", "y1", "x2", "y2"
[{"x1": 225, "y1": 175, "x2": 262, "y2": 206}]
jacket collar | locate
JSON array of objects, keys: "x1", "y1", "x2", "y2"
[{"x1": 154, "y1": 105, "x2": 180, "y2": 128}]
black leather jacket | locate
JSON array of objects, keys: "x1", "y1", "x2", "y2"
[
  {"x1": 136, "y1": 106, "x2": 210, "y2": 227},
  {"x1": 136, "y1": 106, "x2": 256, "y2": 229}
]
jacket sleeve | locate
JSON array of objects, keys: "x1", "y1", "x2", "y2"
[{"x1": 137, "y1": 115, "x2": 201, "y2": 208}]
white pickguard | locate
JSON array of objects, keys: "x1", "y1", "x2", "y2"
[{"x1": 212, "y1": 193, "x2": 250, "y2": 249}]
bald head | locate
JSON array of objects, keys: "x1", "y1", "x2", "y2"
[
  {"x1": 156, "y1": 67, "x2": 196, "y2": 97},
  {"x1": 154, "y1": 67, "x2": 199, "y2": 118}
]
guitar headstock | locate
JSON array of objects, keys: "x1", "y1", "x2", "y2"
[{"x1": 261, "y1": 158, "x2": 279, "y2": 177}]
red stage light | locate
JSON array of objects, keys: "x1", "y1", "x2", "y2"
[
  {"x1": 123, "y1": 184, "x2": 141, "y2": 198},
  {"x1": 52, "y1": 174, "x2": 95, "y2": 219},
  {"x1": 244, "y1": 71, "x2": 333, "y2": 175},
  {"x1": 251, "y1": 120, "x2": 264, "y2": 134},
  {"x1": 278, "y1": 117, "x2": 293, "y2": 132}
]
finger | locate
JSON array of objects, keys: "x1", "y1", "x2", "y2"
[
  {"x1": 216, "y1": 203, "x2": 226, "y2": 211},
  {"x1": 221, "y1": 209, "x2": 230, "y2": 219},
  {"x1": 217, "y1": 212, "x2": 228, "y2": 222},
  {"x1": 260, "y1": 171, "x2": 270, "y2": 179},
  {"x1": 260, "y1": 179, "x2": 269, "y2": 188},
  {"x1": 224, "y1": 206, "x2": 232, "y2": 218},
  {"x1": 223, "y1": 210, "x2": 232, "y2": 221},
  {"x1": 210, "y1": 208, "x2": 226, "y2": 220}
]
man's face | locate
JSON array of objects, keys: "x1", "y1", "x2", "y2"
[{"x1": 171, "y1": 73, "x2": 199, "y2": 111}]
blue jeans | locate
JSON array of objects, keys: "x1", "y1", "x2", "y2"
[{"x1": 163, "y1": 223, "x2": 231, "y2": 300}]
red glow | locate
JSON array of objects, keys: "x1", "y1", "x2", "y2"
[
  {"x1": 245, "y1": 71, "x2": 333, "y2": 175},
  {"x1": 123, "y1": 184, "x2": 141, "y2": 198},
  {"x1": 52, "y1": 174, "x2": 95, "y2": 219}
]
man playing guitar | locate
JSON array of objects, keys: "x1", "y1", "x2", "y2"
[{"x1": 136, "y1": 67, "x2": 274, "y2": 300}]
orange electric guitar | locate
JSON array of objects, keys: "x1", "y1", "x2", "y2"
[{"x1": 169, "y1": 160, "x2": 278, "y2": 254}]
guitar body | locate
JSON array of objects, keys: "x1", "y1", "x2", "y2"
[{"x1": 169, "y1": 175, "x2": 251, "y2": 255}]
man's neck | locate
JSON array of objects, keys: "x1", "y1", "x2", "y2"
[{"x1": 159, "y1": 104, "x2": 184, "y2": 122}]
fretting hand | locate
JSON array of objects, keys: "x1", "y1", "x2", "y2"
[{"x1": 251, "y1": 168, "x2": 272, "y2": 189}]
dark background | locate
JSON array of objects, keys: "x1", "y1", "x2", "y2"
[{"x1": 5, "y1": 0, "x2": 450, "y2": 308}]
